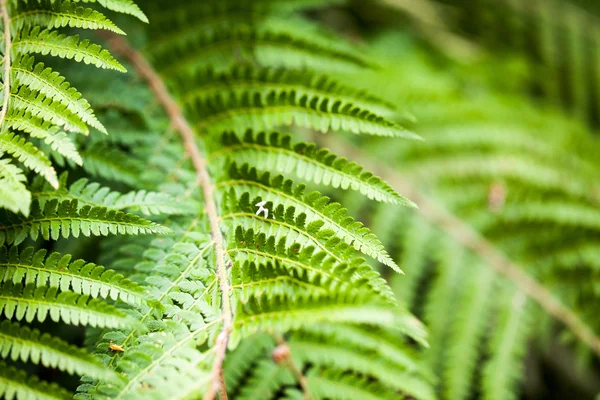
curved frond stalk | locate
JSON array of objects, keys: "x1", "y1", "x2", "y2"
[
  {"x1": 0, "y1": 0, "x2": 12, "y2": 131},
  {"x1": 12, "y1": 27, "x2": 126, "y2": 72},
  {"x1": 101, "y1": 34, "x2": 234, "y2": 400},
  {"x1": 0, "y1": 361, "x2": 71, "y2": 400},
  {"x1": 213, "y1": 131, "x2": 416, "y2": 205},
  {"x1": 11, "y1": 0, "x2": 125, "y2": 34},
  {"x1": 0, "y1": 199, "x2": 171, "y2": 246},
  {"x1": 0, "y1": 245, "x2": 147, "y2": 305},
  {"x1": 0, "y1": 320, "x2": 118, "y2": 380},
  {"x1": 0, "y1": 281, "x2": 135, "y2": 328}
]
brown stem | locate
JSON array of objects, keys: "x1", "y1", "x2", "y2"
[
  {"x1": 324, "y1": 138, "x2": 600, "y2": 358},
  {"x1": 102, "y1": 33, "x2": 234, "y2": 399},
  {"x1": 274, "y1": 336, "x2": 311, "y2": 400},
  {"x1": 0, "y1": 0, "x2": 11, "y2": 130}
]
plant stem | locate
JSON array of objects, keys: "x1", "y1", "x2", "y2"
[
  {"x1": 0, "y1": 0, "x2": 11, "y2": 131},
  {"x1": 102, "y1": 33, "x2": 234, "y2": 399}
]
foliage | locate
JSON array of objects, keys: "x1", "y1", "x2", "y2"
[{"x1": 1, "y1": 0, "x2": 599, "y2": 399}]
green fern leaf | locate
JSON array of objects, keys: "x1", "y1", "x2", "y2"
[
  {"x1": 0, "y1": 281, "x2": 134, "y2": 328},
  {"x1": 9, "y1": 85, "x2": 89, "y2": 134},
  {"x1": 0, "y1": 159, "x2": 31, "y2": 215},
  {"x1": 220, "y1": 166, "x2": 400, "y2": 269},
  {"x1": 12, "y1": 0, "x2": 125, "y2": 35},
  {"x1": 12, "y1": 56, "x2": 106, "y2": 133},
  {"x1": 0, "y1": 132, "x2": 58, "y2": 188},
  {"x1": 0, "y1": 245, "x2": 146, "y2": 305},
  {"x1": 0, "y1": 199, "x2": 171, "y2": 246},
  {"x1": 78, "y1": 0, "x2": 148, "y2": 23},
  {"x1": 0, "y1": 361, "x2": 71, "y2": 400},
  {"x1": 214, "y1": 132, "x2": 415, "y2": 205},
  {"x1": 0, "y1": 320, "x2": 118, "y2": 380},
  {"x1": 12, "y1": 27, "x2": 126, "y2": 72}
]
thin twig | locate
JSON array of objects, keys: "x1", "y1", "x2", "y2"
[
  {"x1": 274, "y1": 335, "x2": 311, "y2": 400},
  {"x1": 102, "y1": 33, "x2": 234, "y2": 399},
  {"x1": 325, "y1": 138, "x2": 600, "y2": 358},
  {"x1": 0, "y1": 0, "x2": 11, "y2": 130}
]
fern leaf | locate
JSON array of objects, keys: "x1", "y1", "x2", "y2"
[
  {"x1": 290, "y1": 337, "x2": 435, "y2": 400},
  {"x1": 12, "y1": 0, "x2": 125, "y2": 35},
  {"x1": 33, "y1": 174, "x2": 192, "y2": 216},
  {"x1": 12, "y1": 27, "x2": 126, "y2": 72},
  {"x1": 0, "y1": 132, "x2": 58, "y2": 188},
  {"x1": 12, "y1": 56, "x2": 106, "y2": 133},
  {"x1": 0, "y1": 199, "x2": 171, "y2": 246},
  {"x1": 220, "y1": 171, "x2": 400, "y2": 270},
  {"x1": 0, "y1": 159, "x2": 30, "y2": 216},
  {"x1": 0, "y1": 361, "x2": 71, "y2": 400},
  {"x1": 236, "y1": 358, "x2": 294, "y2": 400},
  {"x1": 234, "y1": 295, "x2": 426, "y2": 344},
  {"x1": 187, "y1": 87, "x2": 415, "y2": 137},
  {"x1": 215, "y1": 132, "x2": 415, "y2": 204},
  {"x1": 229, "y1": 225, "x2": 396, "y2": 303},
  {"x1": 4, "y1": 111, "x2": 82, "y2": 165},
  {"x1": 0, "y1": 281, "x2": 134, "y2": 328},
  {"x1": 0, "y1": 320, "x2": 118, "y2": 380},
  {"x1": 307, "y1": 370, "x2": 400, "y2": 400},
  {"x1": 481, "y1": 291, "x2": 532, "y2": 400},
  {"x1": 175, "y1": 65, "x2": 397, "y2": 118},
  {"x1": 82, "y1": 0, "x2": 148, "y2": 23},
  {"x1": 0, "y1": 245, "x2": 146, "y2": 305},
  {"x1": 152, "y1": 25, "x2": 374, "y2": 77}
]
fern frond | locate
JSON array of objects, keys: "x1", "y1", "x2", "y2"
[
  {"x1": 0, "y1": 320, "x2": 117, "y2": 380},
  {"x1": 307, "y1": 369, "x2": 401, "y2": 400},
  {"x1": 184, "y1": 84, "x2": 414, "y2": 137},
  {"x1": 0, "y1": 281, "x2": 134, "y2": 328},
  {"x1": 12, "y1": 0, "x2": 125, "y2": 35},
  {"x1": 0, "y1": 199, "x2": 171, "y2": 246},
  {"x1": 0, "y1": 131, "x2": 57, "y2": 187},
  {"x1": 81, "y1": 0, "x2": 148, "y2": 23},
  {"x1": 11, "y1": 27, "x2": 126, "y2": 72},
  {"x1": 214, "y1": 132, "x2": 415, "y2": 204},
  {"x1": 0, "y1": 158, "x2": 31, "y2": 215},
  {"x1": 219, "y1": 165, "x2": 400, "y2": 270},
  {"x1": 4, "y1": 110, "x2": 82, "y2": 164},
  {"x1": 151, "y1": 24, "x2": 374, "y2": 78},
  {"x1": 0, "y1": 245, "x2": 146, "y2": 305},
  {"x1": 11, "y1": 55, "x2": 106, "y2": 133},
  {"x1": 175, "y1": 65, "x2": 397, "y2": 117},
  {"x1": 9, "y1": 85, "x2": 89, "y2": 134},
  {"x1": 290, "y1": 335, "x2": 435, "y2": 400},
  {"x1": 235, "y1": 358, "x2": 294, "y2": 400},
  {"x1": 481, "y1": 290, "x2": 532, "y2": 400},
  {"x1": 0, "y1": 361, "x2": 71, "y2": 400},
  {"x1": 32, "y1": 174, "x2": 193, "y2": 216},
  {"x1": 229, "y1": 225, "x2": 395, "y2": 302},
  {"x1": 234, "y1": 295, "x2": 426, "y2": 344}
]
